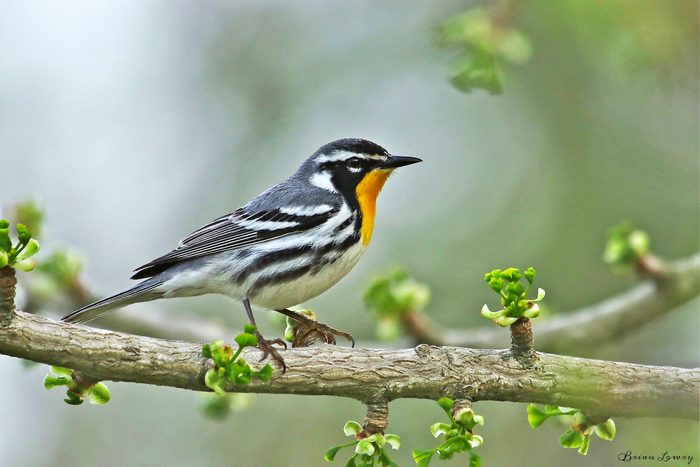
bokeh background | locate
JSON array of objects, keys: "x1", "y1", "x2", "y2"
[{"x1": 1, "y1": 1, "x2": 698, "y2": 466}]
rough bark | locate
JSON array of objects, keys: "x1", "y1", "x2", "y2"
[
  {"x1": 0, "y1": 310, "x2": 697, "y2": 420},
  {"x1": 0, "y1": 267, "x2": 16, "y2": 327}
]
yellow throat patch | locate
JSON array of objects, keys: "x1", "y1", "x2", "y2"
[{"x1": 355, "y1": 169, "x2": 392, "y2": 246}]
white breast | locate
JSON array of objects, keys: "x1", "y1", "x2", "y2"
[{"x1": 247, "y1": 241, "x2": 365, "y2": 310}]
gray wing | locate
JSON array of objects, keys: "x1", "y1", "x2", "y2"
[{"x1": 131, "y1": 205, "x2": 338, "y2": 279}]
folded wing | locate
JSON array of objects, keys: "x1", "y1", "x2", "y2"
[{"x1": 131, "y1": 205, "x2": 337, "y2": 279}]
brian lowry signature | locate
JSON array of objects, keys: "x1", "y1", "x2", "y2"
[{"x1": 618, "y1": 450, "x2": 695, "y2": 465}]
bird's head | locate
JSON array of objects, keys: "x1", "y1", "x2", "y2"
[{"x1": 303, "y1": 138, "x2": 422, "y2": 245}]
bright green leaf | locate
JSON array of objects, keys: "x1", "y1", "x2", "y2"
[
  {"x1": 43, "y1": 375, "x2": 69, "y2": 390},
  {"x1": 235, "y1": 332, "x2": 258, "y2": 348},
  {"x1": 578, "y1": 434, "x2": 591, "y2": 455},
  {"x1": 355, "y1": 439, "x2": 375, "y2": 456},
  {"x1": 384, "y1": 434, "x2": 400, "y2": 450},
  {"x1": 559, "y1": 429, "x2": 583, "y2": 449},
  {"x1": 412, "y1": 449, "x2": 435, "y2": 467},
  {"x1": 13, "y1": 259, "x2": 36, "y2": 272},
  {"x1": 431, "y1": 423, "x2": 453, "y2": 438},
  {"x1": 437, "y1": 397, "x2": 454, "y2": 415},
  {"x1": 594, "y1": 419, "x2": 616, "y2": 441},
  {"x1": 343, "y1": 421, "x2": 362, "y2": 436},
  {"x1": 17, "y1": 239, "x2": 39, "y2": 260},
  {"x1": 88, "y1": 382, "x2": 111, "y2": 405},
  {"x1": 256, "y1": 364, "x2": 273, "y2": 382}
]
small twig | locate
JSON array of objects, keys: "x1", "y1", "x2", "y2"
[
  {"x1": 451, "y1": 398, "x2": 474, "y2": 421},
  {"x1": 0, "y1": 267, "x2": 16, "y2": 327},
  {"x1": 509, "y1": 317, "x2": 536, "y2": 365},
  {"x1": 360, "y1": 400, "x2": 390, "y2": 437}
]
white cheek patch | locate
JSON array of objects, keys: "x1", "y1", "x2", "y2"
[
  {"x1": 310, "y1": 171, "x2": 337, "y2": 193},
  {"x1": 348, "y1": 167, "x2": 362, "y2": 173}
]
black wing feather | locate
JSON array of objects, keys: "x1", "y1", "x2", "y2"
[{"x1": 130, "y1": 206, "x2": 336, "y2": 279}]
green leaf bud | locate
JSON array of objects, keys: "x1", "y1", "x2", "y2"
[
  {"x1": 202, "y1": 344, "x2": 212, "y2": 359},
  {"x1": 235, "y1": 332, "x2": 258, "y2": 348},
  {"x1": 559, "y1": 429, "x2": 583, "y2": 449},
  {"x1": 324, "y1": 445, "x2": 346, "y2": 462},
  {"x1": 355, "y1": 439, "x2": 375, "y2": 456},
  {"x1": 0, "y1": 220, "x2": 9, "y2": 229},
  {"x1": 243, "y1": 324, "x2": 257, "y2": 334},
  {"x1": 17, "y1": 239, "x2": 40, "y2": 260},
  {"x1": 488, "y1": 277, "x2": 504, "y2": 292},
  {"x1": 256, "y1": 364, "x2": 273, "y2": 382},
  {"x1": 0, "y1": 251, "x2": 7, "y2": 268},
  {"x1": 64, "y1": 391, "x2": 84, "y2": 405},
  {"x1": 594, "y1": 419, "x2": 616, "y2": 441},
  {"x1": 522, "y1": 303, "x2": 540, "y2": 319},
  {"x1": 204, "y1": 369, "x2": 225, "y2": 396},
  {"x1": 500, "y1": 267, "x2": 522, "y2": 281},
  {"x1": 88, "y1": 382, "x2": 111, "y2": 405},
  {"x1": 431, "y1": 422, "x2": 453, "y2": 438},
  {"x1": 343, "y1": 421, "x2": 362, "y2": 436},
  {"x1": 13, "y1": 259, "x2": 37, "y2": 272},
  {"x1": 437, "y1": 397, "x2": 454, "y2": 415},
  {"x1": 384, "y1": 434, "x2": 401, "y2": 450},
  {"x1": 494, "y1": 316, "x2": 518, "y2": 327},
  {"x1": 469, "y1": 434, "x2": 484, "y2": 448},
  {"x1": 534, "y1": 288, "x2": 546, "y2": 301},
  {"x1": 578, "y1": 434, "x2": 590, "y2": 455},
  {"x1": 524, "y1": 267, "x2": 536, "y2": 284},
  {"x1": 412, "y1": 449, "x2": 435, "y2": 467},
  {"x1": 235, "y1": 375, "x2": 251, "y2": 386},
  {"x1": 628, "y1": 230, "x2": 650, "y2": 257},
  {"x1": 505, "y1": 281, "x2": 524, "y2": 296},
  {"x1": 480, "y1": 304, "x2": 507, "y2": 319},
  {"x1": 16, "y1": 224, "x2": 31, "y2": 245},
  {"x1": 527, "y1": 404, "x2": 549, "y2": 428},
  {"x1": 43, "y1": 375, "x2": 69, "y2": 390}
]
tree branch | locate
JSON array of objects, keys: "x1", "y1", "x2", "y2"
[{"x1": 1, "y1": 310, "x2": 697, "y2": 420}]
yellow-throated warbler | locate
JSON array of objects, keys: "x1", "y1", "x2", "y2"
[{"x1": 62, "y1": 139, "x2": 421, "y2": 370}]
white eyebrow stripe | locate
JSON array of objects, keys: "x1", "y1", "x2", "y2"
[
  {"x1": 279, "y1": 204, "x2": 334, "y2": 216},
  {"x1": 314, "y1": 151, "x2": 367, "y2": 163},
  {"x1": 314, "y1": 151, "x2": 388, "y2": 163},
  {"x1": 309, "y1": 171, "x2": 338, "y2": 193}
]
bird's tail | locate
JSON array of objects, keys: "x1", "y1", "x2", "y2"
[{"x1": 61, "y1": 279, "x2": 163, "y2": 324}]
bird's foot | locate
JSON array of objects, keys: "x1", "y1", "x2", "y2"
[
  {"x1": 291, "y1": 319, "x2": 355, "y2": 348},
  {"x1": 256, "y1": 332, "x2": 288, "y2": 373}
]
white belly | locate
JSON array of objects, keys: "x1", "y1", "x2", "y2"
[{"x1": 246, "y1": 242, "x2": 365, "y2": 309}]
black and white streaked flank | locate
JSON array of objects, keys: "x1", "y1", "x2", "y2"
[{"x1": 62, "y1": 138, "x2": 422, "y2": 342}]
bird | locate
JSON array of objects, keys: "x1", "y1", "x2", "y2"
[{"x1": 62, "y1": 138, "x2": 421, "y2": 371}]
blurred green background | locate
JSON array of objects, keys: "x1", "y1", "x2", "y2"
[{"x1": 1, "y1": 1, "x2": 698, "y2": 466}]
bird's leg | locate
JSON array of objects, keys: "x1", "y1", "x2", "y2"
[
  {"x1": 275, "y1": 308, "x2": 355, "y2": 348},
  {"x1": 242, "y1": 298, "x2": 287, "y2": 372}
]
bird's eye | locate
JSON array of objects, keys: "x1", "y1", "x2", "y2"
[{"x1": 347, "y1": 158, "x2": 363, "y2": 170}]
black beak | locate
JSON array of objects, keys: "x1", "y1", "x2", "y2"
[{"x1": 380, "y1": 155, "x2": 422, "y2": 169}]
